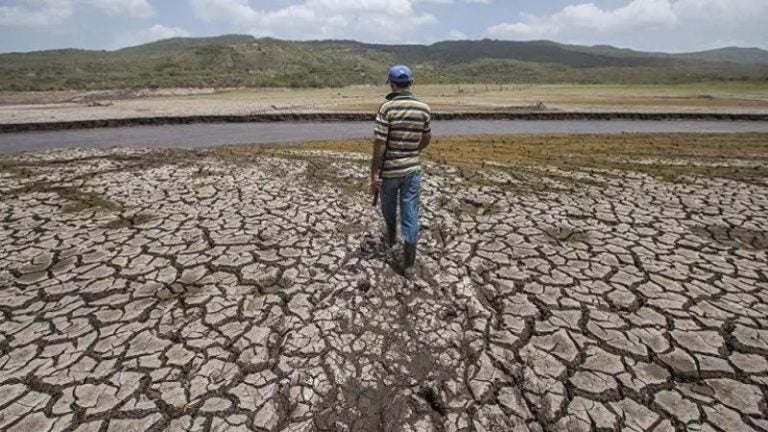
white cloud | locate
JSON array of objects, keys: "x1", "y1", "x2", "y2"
[
  {"x1": 414, "y1": 0, "x2": 493, "y2": 3},
  {"x1": 0, "y1": 0, "x2": 153, "y2": 27},
  {"x1": 672, "y1": 0, "x2": 768, "y2": 22},
  {"x1": 487, "y1": 0, "x2": 768, "y2": 42},
  {"x1": 488, "y1": 0, "x2": 677, "y2": 40},
  {"x1": 0, "y1": 0, "x2": 73, "y2": 27},
  {"x1": 487, "y1": 20, "x2": 558, "y2": 40},
  {"x1": 560, "y1": 0, "x2": 677, "y2": 32},
  {"x1": 115, "y1": 24, "x2": 190, "y2": 48},
  {"x1": 446, "y1": 29, "x2": 467, "y2": 40},
  {"x1": 191, "y1": 0, "x2": 438, "y2": 42},
  {"x1": 85, "y1": 0, "x2": 154, "y2": 18}
]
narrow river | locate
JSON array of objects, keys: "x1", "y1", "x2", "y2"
[{"x1": 2, "y1": 120, "x2": 768, "y2": 154}]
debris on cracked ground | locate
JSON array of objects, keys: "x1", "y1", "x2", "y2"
[
  {"x1": 357, "y1": 278, "x2": 371, "y2": 293},
  {"x1": 0, "y1": 147, "x2": 766, "y2": 432}
]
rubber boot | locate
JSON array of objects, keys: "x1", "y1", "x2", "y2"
[
  {"x1": 403, "y1": 242, "x2": 417, "y2": 279},
  {"x1": 385, "y1": 222, "x2": 398, "y2": 248}
]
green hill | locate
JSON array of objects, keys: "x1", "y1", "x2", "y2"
[
  {"x1": 677, "y1": 47, "x2": 768, "y2": 64},
  {"x1": 1, "y1": 35, "x2": 767, "y2": 91}
]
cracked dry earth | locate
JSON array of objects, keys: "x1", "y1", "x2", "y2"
[{"x1": 1, "y1": 146, "x2": 767, "y2": 432}]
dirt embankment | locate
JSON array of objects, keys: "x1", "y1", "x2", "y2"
[{"x1": 2, "y1": 111, "x2": 768, "y2": 133}]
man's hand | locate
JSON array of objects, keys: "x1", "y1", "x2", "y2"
[
  {"x1": 371, "y1": 175, "x2": 381, "y2": 196},
  {"x1": 371, "y1": 138, "x2": 386, "y2": 206}
]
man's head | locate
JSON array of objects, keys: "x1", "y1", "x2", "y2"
[{"x1": 387, "y1": 65, "x2": 413, "y2": 91}]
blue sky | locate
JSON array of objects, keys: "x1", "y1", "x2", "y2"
[{"x1": 0, "y1": 0, "x2": 766, "y2": 53}]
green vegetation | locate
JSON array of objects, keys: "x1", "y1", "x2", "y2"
[
  {"x1": 52, "y1": 187, "x2": 119, "y2": 213},
  {"x1": 1, "y1": 35, "x2": 767, "y2": 91},
  {"x1": 293, "y1": 133, "x2": 768, "y2": 182}
]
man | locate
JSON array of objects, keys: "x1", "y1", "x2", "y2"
[{"x1": 370, "y1": 65, "x2": 432, "y2": 278}]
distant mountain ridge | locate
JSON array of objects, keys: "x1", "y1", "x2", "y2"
[
  {"x1": 677, "y1": 47, "x2": 768, "y2": 64},
  {"x1": 1, "y1": 35, "x2": 766, "y2": 91}
]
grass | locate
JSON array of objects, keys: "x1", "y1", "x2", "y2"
[
  {"x1": 294, "y1": 133, "x2": 768, "y2": 182},
  {"x1": 0, "y1": 164, "x2": 34, "y2": 178},
  {"x1": 51, "y1": 187, "x2": 120, "y2": 213}
]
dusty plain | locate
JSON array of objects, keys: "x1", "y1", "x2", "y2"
[
  {"x1": 1, "y1": 133, "x2": 767, "y2": 431},
  {"x1": 1, "y1": 83, "x2": 768, "y2": 124}
]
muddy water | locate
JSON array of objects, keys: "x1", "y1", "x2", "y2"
[{"x1": 2, "y1": 120, "x2": 768, "y2": 154}]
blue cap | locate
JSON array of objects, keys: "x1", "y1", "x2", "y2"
[{"x1": 387, "y1": 65, "x2": 413, "y2": 85}]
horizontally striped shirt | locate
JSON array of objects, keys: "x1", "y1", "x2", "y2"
[{"x1": 374, "y1": 91, "x2": 432, "y2": 179}]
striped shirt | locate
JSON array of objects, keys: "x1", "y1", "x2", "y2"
[{"x1": 374, "y1": 91, "x2": 432, "y2": 179}]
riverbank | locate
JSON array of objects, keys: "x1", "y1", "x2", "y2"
[
  {"x1": 4, "y1": 121, "x2": 768, "y2": 154},
  {"x1": 2, "y1": 83, "x2": 767, "y2": 127},
  {"x1": 266, "y1": 132, "x2": 768, "y2": 183},
  {"x1": 3, "y1": 112, "x2": 768, "y2": 134}
]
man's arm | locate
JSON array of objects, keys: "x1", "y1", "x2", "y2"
[
  {"x1": 419, "y1": 110, "x2": 432, "y2": 152},
  {"x1": 370, "y1": 138, "x2": 387, "y2": 199},
  {"x1": 418, "y1": 132, "x2": 432, "y2": 152},
  {"x1": 371, "y1": 103, "x2": 389, "y2": 200}
]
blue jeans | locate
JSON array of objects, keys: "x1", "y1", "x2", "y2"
[{"x1": 380, "y1": 172, "x2": 422, "y2": 244}]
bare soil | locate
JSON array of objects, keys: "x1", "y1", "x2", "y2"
[{"x1": 1, "y1": 83, "x2": 767, "y2": 124}]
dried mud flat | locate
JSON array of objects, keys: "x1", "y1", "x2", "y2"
[
  {"x1": 0, "y1": 142, "x2": 767, "y2": 432},
  {"x1": 3, "y1": 84, "x2": 768, "y2": 126}
]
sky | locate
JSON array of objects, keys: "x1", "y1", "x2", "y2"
[{"x1": 0, "y1": 0, "x2": 766, "y2": 53}]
